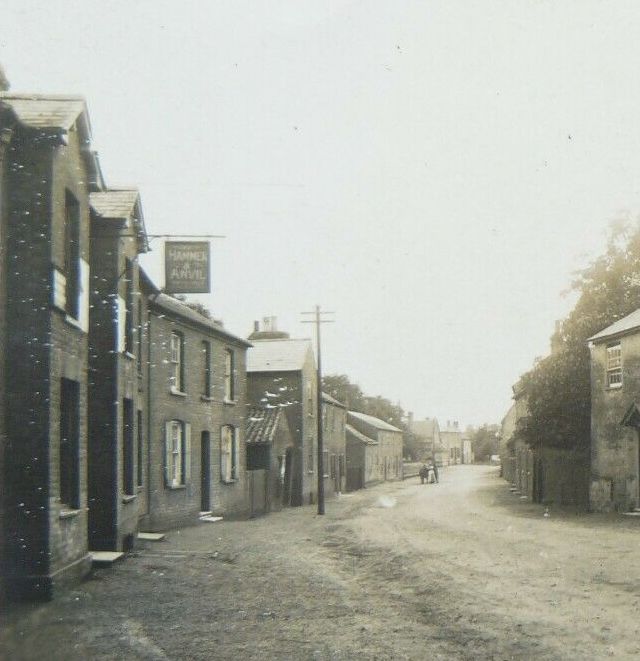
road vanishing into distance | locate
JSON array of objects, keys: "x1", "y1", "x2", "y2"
[{"x1": 4, "y1": 465, "x2": 640, "y2": 660}]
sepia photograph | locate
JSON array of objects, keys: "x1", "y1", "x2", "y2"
[{"x1": 2, "y1": 1, "x2": 640, "y2": 659}]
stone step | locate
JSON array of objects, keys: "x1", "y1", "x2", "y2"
[
  {"x1": 199, "y1": 511, "x2": 213, "y2": 517},
  {"x1": 91, "y1": 551, "x2": 125, "y2": 567},
  {"x1": 137, "y1": 532, "x2": 165, "y2": 542},
  {"x1": 200, "y1": 515, "x2": 223, "y2": 523}
]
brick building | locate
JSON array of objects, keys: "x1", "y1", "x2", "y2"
[
  {"x1": 0, "y1": 93, "x2": 103, "y2": 598},
  {"x1": 87, "y1": 189, "x2": 149, "y2": 551},
  {"x1": 321, "y1": 392, "x2": 347, "y2": 496},
  {"x1": 589, "y1": 310, "x2": 640, "y2": 512},
  {"x1": 142, "y1": 284, "x2": 251, "y2": 530},
  {"x1": 247, "y1": 318, "x2": 318, "y2": 506},
  {"x1": 346, "y1": 411, "x2": 403, "y2": 488}
]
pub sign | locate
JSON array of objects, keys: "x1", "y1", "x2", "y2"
[{"x1": 164, "y1": 241, "x2": 211, "y2": 293}]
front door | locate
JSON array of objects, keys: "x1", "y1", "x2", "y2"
[{"x1": 201, "y1": 431, "x2": 211, "y2": 512}]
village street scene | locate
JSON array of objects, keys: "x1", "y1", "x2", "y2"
[{"x1": 5, "y1": 2, "x2": 640, "y2": 659}]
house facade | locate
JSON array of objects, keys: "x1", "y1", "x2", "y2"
[
  {"x1": 321, "y1": 392, "x2": 347, "y2": 496},
  {"x1": 589, "y1": 310, "x2": 640, "y2": 512},
  {"x1": 87, "y1": 189, "x2": 149, "y2": 552},
  {"x1": 346, "y1": 411, "x2": 403, "y2": 486},
  {"x1": 408, "y1": 416, "x2": 446, "y2": 465},
  {"x1": 441, "y1": 421, "x2": 463, "y2": 465},
  {"x1": 246, "y1": 319, "x2": 318, "y2": 506},
  {"x1": 143, "y1": 287, "x2": 251, "y2": 530},
  {"x1": 0, "y1": 93, "x2": 102, "y2": 598}
]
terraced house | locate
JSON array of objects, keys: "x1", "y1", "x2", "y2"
[
  {"x1": 0, "y1": 91, "x2": 103, "y2": 598},
  {"x1": 142, "y1": 282, "x2": 251, "y2": 530}
]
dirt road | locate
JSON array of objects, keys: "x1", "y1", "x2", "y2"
[{"x1": 4, "y1": 465, "x2": 640, "y2": 660}]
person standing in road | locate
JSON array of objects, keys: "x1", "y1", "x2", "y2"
[
  {"x1": 419, "y1": 464, "x2": 429, "y2": 484},
  {"x1": 431, "y1": 459, "x2": 439, "y2": 484}
]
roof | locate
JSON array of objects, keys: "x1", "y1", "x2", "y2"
[
  {"x1": 90, "y1": 189, "x2": 140, "y2": 219},
  {"x1": 345, "y1": 424, "x2": 378, "y2": 446},
  {"x1": 348, "y1": 410, "x2": 402, "y2": 433},
  {"x1": 409, "y1": 418, "x2": 439, "y2": 438},
  {"x1": 322, "y1": 392, "x2": 347, "y2": 408},
  {"x1": 149, "y1": 292, "x2": 251, "y2": 347},
  {"x1": 246, "y1": 406, "x2": 283, "y2": 444},
  {"x1": 90, "y1": 188, "x2": 149, "y2": 252},
  {"x1": 0, "y1": 93, "x2": 90, "y2": 134},
  {"x1": 247, "y1": 338, "x2": 313, "y2": 373},
  {"x1": 588, "y1": 309, "x2": 640, "y2": 343}
]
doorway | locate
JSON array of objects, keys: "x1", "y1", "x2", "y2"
[{"x1": 201, "y1": 431, "x2": 211, "y2": 512}]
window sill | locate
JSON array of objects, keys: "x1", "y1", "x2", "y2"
[
  {"x1": 122, "y1": 351, "x2": 136, "y2": 361},
  {"x1": 59, "y1": 508, "x2": 83, "y2": 520},
  {"x1": 223, "y1": 398, "x2": 237, "y2": 406},
  {"x1": 221, "y1": 478, "x2": 238, "y2": 485},
  {"x1": 201, "y1": 395, "x2": 214, "y2": 402},
  {"x1": 167, "y1": 484, "x2": 187, "y2": 491},
  {"x1": 170, "y1": 387, "x2": 187, "y2": 398},
  {"x1": 606, "y1": 384, "x2": 623, "y2": 391},
  {"x1": 122, "y1": 494, "x2": 137, "y2": 504}
]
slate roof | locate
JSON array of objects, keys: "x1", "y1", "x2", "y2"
[
  {"x1": 0, "y1": 93, "x2": 90, "y2": 134},
  {"x1": 246, "y1": 406, "x2": 283, "y2": 444},
  {"x1": 90, "y1": 189, "x2": 140, "y2": 219},
  {"x1": 588, "y1": 309, "x2": 640, "y2": 343},
  {"x1": 348, "y1": 410, "x2": 402, "y2": 433},
  {"x1": 247, "y1": 338, "x2": 313, "y2": 373},
  {"x1": 345, "y1": 424, "x2": 378, "y2": 446},
  {"x1": 322, "y1": 392, "x2": 347, "y2": 408},
  {"x1": 149, "y1": 292, "x2": 251, "y2": 347}
]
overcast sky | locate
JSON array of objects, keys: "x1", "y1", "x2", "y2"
[{"x1": 3, "y1": 1, "x2": 640, "y2": 427}]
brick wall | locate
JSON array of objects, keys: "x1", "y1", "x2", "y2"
[
  {"x1": 88, "y1": 223, "x2": 146, "y2": 551},
  {"x1": 142, "y1": 299, "x2": 249, "y2": 531},
  {"x1": 4, "y1": 126, "x2": 91, "y2": 598}
]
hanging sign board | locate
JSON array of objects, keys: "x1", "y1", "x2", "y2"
[{"x1": 164, "y1": 241, "x2": 211, "y2": 293}]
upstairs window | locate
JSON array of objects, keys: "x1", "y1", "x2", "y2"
[
  {"x1": 224, "y1": 349, "x2": 235, "y2": 401},
  {"x1": 170, "y1": 332, "x2": 184, "y2": 392},
  {"x1": 606, "y1": 343, "x2": 622, "y2": 388},
  {"x1": 64, "y1": 190, "x2": 80, "y2": 318},
  {"x1": 202, "y1": 341, "x2": 211, "y2": 397},
  {"x1": 124, "y1": 258, "x2": 135, "y2": 354}
]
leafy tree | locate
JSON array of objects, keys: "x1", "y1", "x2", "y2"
[
  {"x1": 472, "y1": 424, "x2": 500, "y2": 462},
  {"x1": 322, "y1": 374, "x2": 365, "y2": 411},
  {"x1": 519, "y1": 219, "x2": 640, "y2": 450}
]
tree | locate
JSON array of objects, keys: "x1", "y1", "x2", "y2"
[
  {"x1": 322, "y1": 374, "x2": 365, "y2": 411},
  {"x1": 472, "y1": 425, "x2": 500, "y2": 463},
  {"x1": 519, "y1": 219, "x2": 640, "y2": 451}
]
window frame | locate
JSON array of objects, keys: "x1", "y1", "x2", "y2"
[
  {"x1": 164, "y1": 420, "x2": 191, "y2": 488},
  {"x1": 606, "y1": 342, "x2": 623, "y2": 389},
  {"x1": 170, "y1": 331, "x2": 185, "y2": 393},
  {"x1": 224, "y1": 349, "x2": 235, "y2": 401},
  {"x1": 59, "y1": 378, "x2": 80, "y2": 509},
  {"x1": 202, "y1": 340, "x2": 212, "y2": 398},
  {"x1": 63, "y1": 190, "x2": 81, "y2": 319},
  {"x1": 220, "y1": 425, "x2": 239, "y2": 483}
]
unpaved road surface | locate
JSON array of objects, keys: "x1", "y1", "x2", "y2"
[{"x1": 4, "y1": 465, "x2": 640, "y2": 660}]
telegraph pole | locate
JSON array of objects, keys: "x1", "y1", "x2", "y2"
[{"x1": 301, "y1": 305, "x2": 334, "y2": 515}]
